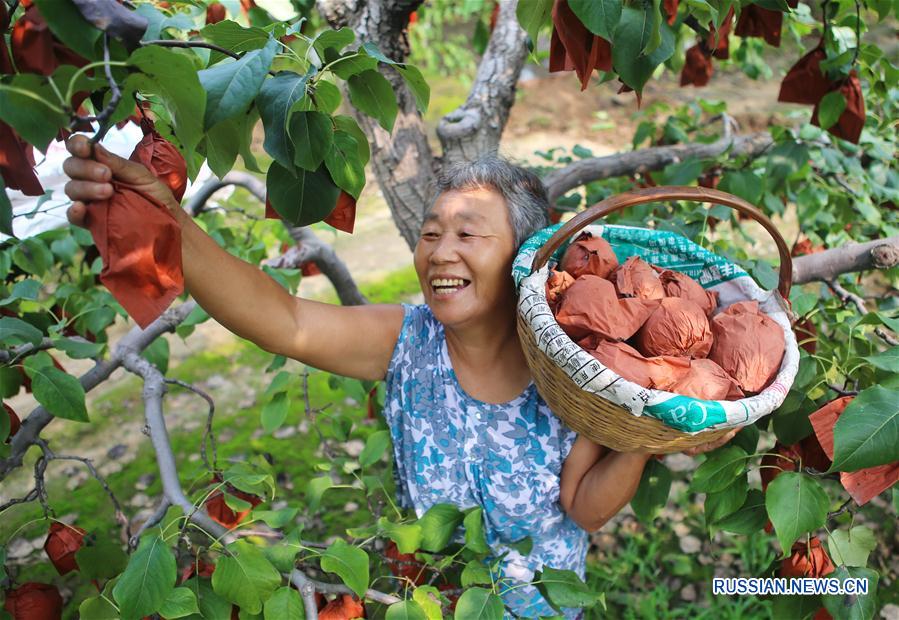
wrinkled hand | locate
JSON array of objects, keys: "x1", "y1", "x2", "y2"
[
  {"x1": 681, "y1": 427, "x2": 739, "y2": 457},
  {"x1": 63, "y1": 134, "x2": 178, "y2": 228}
]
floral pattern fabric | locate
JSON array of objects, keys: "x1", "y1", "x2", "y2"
[{"x1": 383, "y1": 303, "x2": 588, "y2": 618}]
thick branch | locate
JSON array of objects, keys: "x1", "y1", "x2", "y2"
[
  {"x1": 0, "y1": 302, "x2": 197, "y2": 479},
  {"x1": 436, "y1": 0, "x2": 529, "y2": 163},
  {"x1": 120, "y1": 352, "x2": 233, "y2": 542},
  {"x1": 543, "y1": 131, "x2": 775, "y2": 205},
  {"x1": 185, "y1": 172, "x2": 367, "y2": 306},
  {"x1": 792, "y1": 236, "x2": 899, "y2": 284}
]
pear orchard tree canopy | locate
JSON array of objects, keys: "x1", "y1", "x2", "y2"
[{"x1": 0, "y1": 0, "x2": 898, "y2": 619}]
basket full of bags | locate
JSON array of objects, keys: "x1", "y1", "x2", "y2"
[{"x1": 513, "y1": 186, "x2": 800, "y2": 453}]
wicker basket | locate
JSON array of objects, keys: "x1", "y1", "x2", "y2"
[{"x1": 518, "y1": 186, "x2": 794, "y2": 453}]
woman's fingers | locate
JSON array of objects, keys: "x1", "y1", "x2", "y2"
[
  {"x1": 62, "y1": 156, "x2": 110, "y2": 183},
  {"x1": 64, "y1": 179, "x2": 114, "y2": 202},
  {"x1": 682, "y1": 428, "x2": 739, "y2": 457},
  {"x1": 66, "y1": 201, "x2": 88, "y2": 228}
]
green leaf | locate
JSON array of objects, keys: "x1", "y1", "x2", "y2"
[
  {"x1": 463, "y1": 507, "x2": 490, "y2": 554},
  {"x1": 704, "y1": 474, "x2": 749, "y2": 524},
  {"x1": 141, "y1": 336, "x2": 169, "y2": 374},
  {"x1": 461, "y1": 560, "x2": 493, "y2": 587},
  {"x1": 630, "y1": 458, "x2": 672, "y2": 522},
  {"x1": 864, "y1": 346, "x2": 899, "y2": 372},
  {"x1": 320, "y1": 539, "x2": 370, "y2": 599},
  {"x1": 710, "y1": 488, "x2": 767, "y2": 535},
  {"x1": 314, "y1": 27, "x2": 356, "y2": 58},
  {"x1": 0, "y1": 280, "x2": 40, "y2": 308},
  {"x1": 13, "y1": 237, "x2": 53, "y2": 276},
  {"x1": 263, "y1": 587, "x2": 303, "y2": 620},
  {"x1": 417, "y1": 503, "x2": 464, "y2": 552},
  {"x1": 253, "y1": 507, "x2": 298, "y2": 529},
  {"x1": 0, "y1": 317, "x2": 43, "y2": 346},
  {"x1": 263, "y1": 528, "x2": 303, "y2": 573},
  {"x1": 534, "y1": 567, "x2": 603, "y2": 613},
  {"x1": 719, "y1": 170, "x2": 763, "y2": 206},
  {"x1": 113, "y1": 535, "x2": 177, "y2": 620},
  {"x1": 412, "y1": 586, "x2": 444, "y2": 620},
  {"x1": 360, "y1": 430, "x2": 390, "y2": 468},
  {"x1": 827, "y1": 526, "x2": 876, "y2": 568},
  {"x1": 266, "y1": 162, "x2": 340, "y2": 227},
  {"x1": 817, "y1": 91, "x2": 847, "y2": 130},
  {"x1": 0, "y1": 74, "x2": 68, "y2": 153},
  {"x1": 306, "y1": 475, "x2": 333, "y2": 511},
  {"x1": 329, "y1": 52, "x2": 379, "y2": 79},
  {"x1": 24, "y1": 358, "x2": 88, "y2": 422},
  {"x1": 325, "y1": 131, "x2": 366, "y2": 199},
  {"x1": 395, "y1": 64, "x2": 430, "y2": 114},
  {"x1": 261, "y1": 391, "x2": 289, "y2": 432},
  {"x1": 288, "y1": 111, "x2": 334, "y2": 171},
  {"x1": 378, "y1": 518, "x2": 422, "y2": 554},
  {"x1": 75, "y1": 537, "x2": 129, "y2": 581},
  {"x1": 127, "y1": 46, "x2": 206, "y2": 158},
  {"x1": 33, "y1": 0, "x2": 101, "y2": 59},
  {"x1": 158, "y1": 587, "x2": 200, "y2": 619},
  {"x1": 360, "y1": 42, "x2": 396, "y2": 65},
  {"x1": 212, "y1": 540, "x2": 282, "y2": 615},
  {"x1": 79, "y1": 596, "x2": 119, "y2": 620},
  {"x1": 199, "y1": 38, "x2": 278, "y2": 129},
  {"x1": 201, "y1": 20, "x2": 271, "y2": 66},
  {"x1": 516, "y1": 0, "x2": 554, "y2": 44},
  {"x1": 0, "y1": 179, "x2": 12, "y2": 237},
  {"x1": 453, "y1": 588, "x2": 504, "y2": 620},
  {"x1": 256, "y1": 70, "x2": 312, "y2": 169},
  {"x1": 182, "y1": 577, "x2": 232, "y2": 620},
  {"x1": 135, "y1": 4, "x2": 193, "y2": 42},
  {"x1": 612, "y1": 7, "x2": 675, "y2": 92},
  {"x1": 386, "y1": 600, "x2": 429, "y2": 620},
  {"x1": 205, "y1": 116, "x2": 242, "y2": 179},
  {"x1": 766, "y1": 472, "x2": 829, "y2": 556},
  {"x1": 821, "y1": 566, "x2": 879, "y2": 620},
  {"x1": 690, "y1": 446, "x2": 748, "y2": 493},
  {"x1": 347, "y1": 70, "x2": 398, "y2": 133},
  {"x1": 829, "y1": 386, "x2": 899, "y2": 472},
  {"x1": 333, "y1": 115, "x2": 370, "y2": 165},
  {"x1": 309, "y1": 80, "x2": 342, "y2": 114},
  {"x1": 661, "y1": 159, "x2": 703, "y2": 185}
]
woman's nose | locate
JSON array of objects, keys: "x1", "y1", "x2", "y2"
[{"x1": 429, "y1": 236, "x2": 460, "y2": 264}]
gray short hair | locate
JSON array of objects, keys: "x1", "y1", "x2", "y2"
[{"x1": 429, "y1": 155, "x2": 550, "y2": 248}]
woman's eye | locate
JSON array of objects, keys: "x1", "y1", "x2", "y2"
[
  {"x1": 459, "y1": 232, "x2": 475, "y2": 238},
  {"x1": 422, "y1": 232, "x2": 439, "y2": 239}
]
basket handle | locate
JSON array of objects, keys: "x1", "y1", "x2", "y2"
[{"x1": 532, "y1": 186, "x2": 793, "y2": 299}]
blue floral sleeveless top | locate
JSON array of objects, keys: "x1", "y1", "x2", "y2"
[{"x1": 383, "y1": 303, "x2": 588, "y2": 618}]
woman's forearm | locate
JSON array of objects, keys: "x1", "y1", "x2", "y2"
[
  {"x1": 568, "y1": 450, "x2": 652, "y2": 532},
  {"x1": 173, "y1": 206, "x2": 299, "y2": 354}
]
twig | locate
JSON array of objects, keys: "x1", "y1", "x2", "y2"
[
  {"x1": 827, "y1": 383, "x2": 858, "y2": 397},
  {"x1": 290, "y1": 569, "x2": 402, "y2": 610},
  {"x1": 827, "y1": 279, "x2": 899, "y2": 346},
  {"x1": 164, "y1": 378, "x2": 218, "y2": 471},
  {"x1": 48, "y1": 449, "x2": 132, "y2": 543},
  {"x1": 141, "y1": 39, "x2": 241, "y2": 60},
  {"x1": 91, "y1": 33, "x2": 123, "y2": 144},
  {"x1": 302, "y1": 369, "x2": 335, "y2": 460},
  {"x1": 828, "y1": 497, "x2": 854, "y2": 520},
  {"x1": 0, "y1": 338, "x2": 57, "y2": 365},
  {"x1": 130, "y1": 498, "x2": 172, "y2": 549}
]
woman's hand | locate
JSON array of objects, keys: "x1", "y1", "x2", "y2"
[
  {"x1": 63, "y1": 134, "x2": 179, "y2": 227},
  {"x1": 680, "y1": 427, "x2": 739, "y2": 457}
]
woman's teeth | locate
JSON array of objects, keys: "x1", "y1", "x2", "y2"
[{"x1": 431, "y1": 278, "x2": 469, "y2": 294}]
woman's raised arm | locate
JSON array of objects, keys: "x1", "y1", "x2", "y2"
[{"x1": 63, "y1": 135, "x2": 405, "y2": 381}]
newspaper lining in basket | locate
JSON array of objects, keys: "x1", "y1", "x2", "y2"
[{"x1": 513, "y1": 223, "x2": 801, "y2": 433}]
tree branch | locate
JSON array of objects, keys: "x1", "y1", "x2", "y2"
[
  {"x1": 0, "y1": 301, "x2": 198, "y2": 479},
  {"x1": 120, "y1": 351, "x2": 234, "y2": 543},
  {"x1": 185, "y1": 172, "x2": 367, "y2": 306},
  {"x1": 827, "y1": 279, "x2": 899, "y2": 346},
  {"x1": 436, "y1": 0, "x2": 529, "y2": 163},
  {"x1": 543, "y1": 131, "x2": 775, "y2": 205},
  {"x1": 792, "y1": 236, "x2": 899, "y2": 284}
]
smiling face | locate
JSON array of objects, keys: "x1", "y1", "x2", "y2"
[{"x1": 413, "y1": 187, "x2": 518, "y2": 329}]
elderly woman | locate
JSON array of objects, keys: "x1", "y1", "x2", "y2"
[{"x1": 62, "y1": 136, "x2": 734, "y2": 618}]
